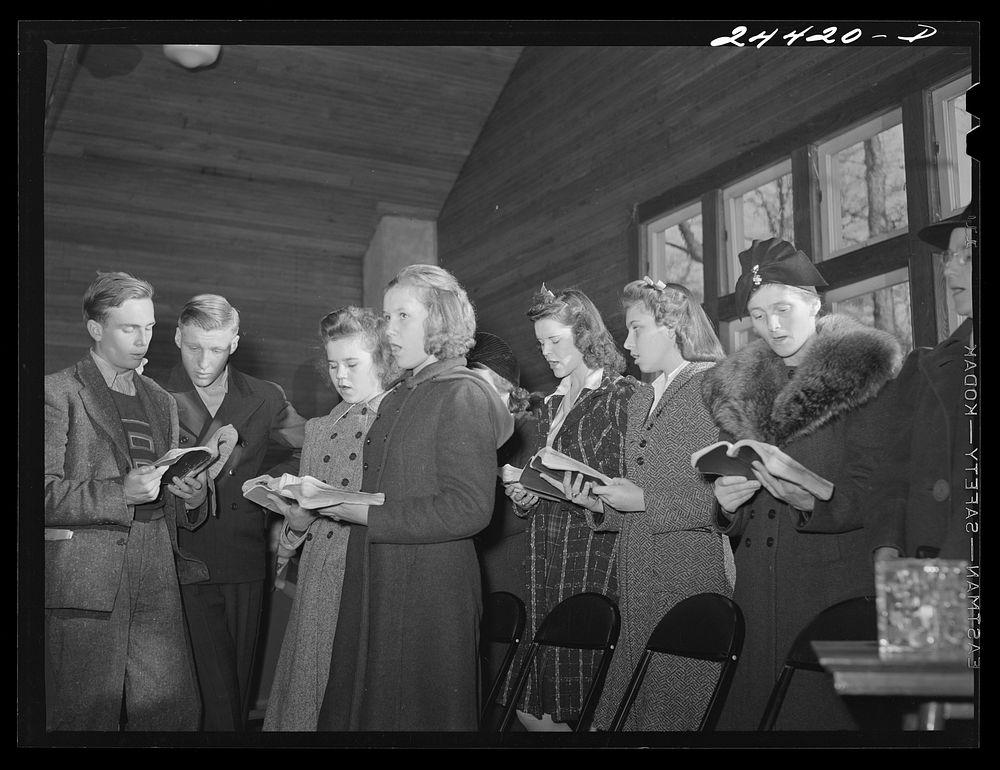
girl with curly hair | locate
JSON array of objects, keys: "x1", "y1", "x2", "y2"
[{"x1": 501, "y1": 285, "x2": 637, "y2": 731}]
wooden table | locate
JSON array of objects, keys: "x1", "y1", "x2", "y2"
[{"x1": 812, "y1": 640, "x2": 976, "y2": 730}]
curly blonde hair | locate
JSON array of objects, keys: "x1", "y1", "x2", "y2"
[{"x1": 387, "y1": 264, "x2": 476, "y2": 360}]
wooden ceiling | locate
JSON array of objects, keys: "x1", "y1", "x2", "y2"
[{"x1": 43, "y1": 42, "x2": 524, "y2": 259}]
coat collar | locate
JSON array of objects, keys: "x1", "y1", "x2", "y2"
[
  {"x1": 703, "y1": 314, "x2": 901, "y2": 444},
  {"x1": 395, "y1": 357, "x2": 514, "y2": 448},
  {"x1": 634, "y1": 361, "x2": 713, "y2": 425},
  {"x1": 163, "y1": 363, "x2": 264, "y2": 441}
]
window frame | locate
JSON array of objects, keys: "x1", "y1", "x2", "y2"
[
  {"x1": 815, "y1": 107, "x2": 908, "y2": 260},
  {"x1": 931, "y1": 72, "x2": 974, "y2": 220}
]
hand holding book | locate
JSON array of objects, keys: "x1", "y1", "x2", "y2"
[
  {"x1": 243, "y1": 473, "x2": 385, "y2": 517},
  {"x1": 732, "y1": 439, "x2": 834, "y2": 502}
]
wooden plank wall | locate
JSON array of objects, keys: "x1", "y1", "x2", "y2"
[
  {"x1": 438, "y1": 45, "x2": 971, "y2": 392},
  {"x1": 38, "y1": 43, "x2": 521, "y2": 418}
]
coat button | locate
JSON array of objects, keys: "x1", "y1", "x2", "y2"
[
  {"x1": 361, "y1": 407, "x2": 368, "y2": 416},
  {"x1": 349, "y1": 452, "x2": 357, "y2": 460},
  {"x1": 363, "y1": 463, "x2": 369, "y2": 470},
  {"x1": 228, "y1": 469, "x2": 236, "y2": 476},
  {"x1": 240, "y1": 439, "x2": 248, "y2": 447},
  {"x1": 639, "y1": 439, "x2": 647, "y2": 448},
  {"x1": 636, "y1": 457, "x2": 644, "y2": 465},
  {"x1": 744, "y1": 537, "x2": 751, "y2": 547},
  {"x1": 117, "y1": 538, "x2": 126, "y2": 546},
  {"x1": 326, "y1": 530, "x2": 334, "y2": 539},
  {"x1": 932, "y1": 479, "x2": 950, "y2": 502},
  {"x1": 180, "y1": 436, "x2": 189, "y2": 444},
  {"x1": 323, "y1": 455, "x2": 331, "y2": 463},
  {"x1": 341, "y1": 478, "x2": 350, "y2": 487},
  {"x1": 306, "y1": 533, "x2": 313, "y2": 541},
  {"x1": 365, "y1": 438, "x2": 371, "y2": 445},
  {"x1": 332, "y1": 433, "x2": 338, "y2": 439},
  {"x1": 231, "y1": 502, "x2": 238, "y2": 509},
  {"x1": 766, "y1": 537, "x2": 775, "y2": 547},
  {"x1": 768, "y1": 508, "x2": 776, "y2": 519},
  {"x1": 355, "y1": 431, "x2": 363, "y2": 439}
]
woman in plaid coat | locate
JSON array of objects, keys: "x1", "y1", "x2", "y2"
[{"x1": 503, "y1": 285, "x2": 637, "y2": 730}]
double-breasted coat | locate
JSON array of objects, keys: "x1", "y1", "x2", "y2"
[
  {"x1": 318, "y1": 358, "x2": 513, "y2": 731},
  {"x1": 701, "y1": 315, "x2": 900, "y2": 731},
  {"x1": 264, "y1": 394, "x2": 384, "y2": 731},
  {"x1": 588, "y1": 362, "x2": 736, "y2": 731}
]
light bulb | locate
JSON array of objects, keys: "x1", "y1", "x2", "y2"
[{"x1": 163, "y1": 44, "x2": 221, "y2": 69}]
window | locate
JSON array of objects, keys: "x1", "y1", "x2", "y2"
[
  {"x1": 721, "y1": 161, "x2": 794, "y2": 293},
  {"x1": 643, "y1": 201, "x2": 705, "y2": 303},
  {"x1": 721, "y1": 317, "x2": 754, "y2": 356},
  {"x1": 826, "y1": 268, "x2": 913, "y2": 355},
  {"x1": 932, "y1": 73, "x2": 974, "y2": 218},
  {"x1": 816, "y1": 109, "x2": 908, "y2": 258}
]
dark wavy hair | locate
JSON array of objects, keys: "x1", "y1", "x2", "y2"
[
  {"x1": 526, "y1": 286, "x2": 625, "y2": 374},
  {"x1": 621, "y1": 280, "x2": 725, "y2": 363},
  {"x1": 318, "y1": 306, "x2": 401, "y2": 389},
  {"x1": 387, "y1": 264, "x2": 476, "y2": 360}
]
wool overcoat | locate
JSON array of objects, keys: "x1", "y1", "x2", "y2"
[
  {"x1": 865, "y1": 318, "x2": 976, "y2": 559},
  {"x1": 702, "y1": 315, "x2": 900, "y2": 731},
  {"x1": 318, "y1": 358, "x2": 512, "y2": 731},
  {"x1": 588, "y1": 362, "x2": 736, "y2": 731},
  {"x1": 162, "y1": 364, "x2": 306, "y2": 584},
  {"x1": 264, "y1": 394, "x2": 384, "y2": 731},
  {"x1": 506, "y1": 370, "x2": 637, "y2": 724}
]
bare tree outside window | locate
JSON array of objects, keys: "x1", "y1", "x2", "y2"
[
  {"x1": 739, "y1": 174, "x2": 794, "y2": 252},
  {"x1": 836, "y1": 124, "x2": 908, "y2": 248},
  {"x1": 660, "y1": 214, "x2": 704, "y2": 303}
]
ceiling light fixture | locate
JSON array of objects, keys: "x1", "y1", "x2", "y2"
[{"x1": 163, "y1": 44, "x2": 221, "y2": 70}]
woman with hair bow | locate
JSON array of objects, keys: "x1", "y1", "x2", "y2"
[
  {"x1": 567, "y1": 277, "x2": 735, "y2": 731},
  {"x1": 701, "y1": 238, "x2": 901, "y2": 731},
  {"x1": 502, "y1": 285, "x2": 637, "y2": 731}
]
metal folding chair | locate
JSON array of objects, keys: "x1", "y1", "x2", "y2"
[
  {"x1": 496, "y1": 591, "x2": 620, "y2": 733},
  {"x1": 608, "y1": 592, "x2": 745, "y2": 732}
]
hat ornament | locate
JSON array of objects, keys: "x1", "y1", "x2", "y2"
[{"x1": 642, "y1": 276, "x2": 667, "y2": 291}]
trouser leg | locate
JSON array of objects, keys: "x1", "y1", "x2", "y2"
[
  {"x1": 45, "y1": 604, "x2": 128, "y2": 731},
  {"x1": 181, "y1": 581, "x2": 242, "y2": 730},
  {"x1": 123, "y1": 519, "x2": 200, "y2": 731}
]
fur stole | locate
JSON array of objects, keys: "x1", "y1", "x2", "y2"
[{"x1": 702, "y1": 314, "x2": 901, "y2": 445}]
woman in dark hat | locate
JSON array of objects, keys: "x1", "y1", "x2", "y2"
[
  {"x1": 701, "y1": 238, "x2": 901, "y2": 731},
  {"x1": 867, "y1": 196, "x2": 978, "y2": 562}
]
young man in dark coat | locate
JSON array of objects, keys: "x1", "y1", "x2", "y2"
[
  {"x1": 867, "y1": 196, "x2": 978, "y2": 562},
  {"x1": 159, "y1": 294, "x2": 306, "y2": 731},
  {"x1": 44, "y1": 271, "x2": 209, "y2": 730}
]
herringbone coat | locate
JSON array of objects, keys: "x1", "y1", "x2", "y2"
[{"x1": 588, "y1": 362, "x2": 735, "y2": 731}]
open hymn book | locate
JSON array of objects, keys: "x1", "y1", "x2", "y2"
[
  {"x1": 691, "y1": 439, "x2": 834, "y2": 501},
  {"x1": 242, "y1": 473, "x2": 385, "y2": 515},
  {"x1": 152, "y1": 424, "x2": 238, "y2": 480},
  {"x1": 502, "y1": 446, "x2": 613, "y2": 504}
]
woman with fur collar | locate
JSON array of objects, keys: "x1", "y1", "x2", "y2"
[{"x1": 701, "y1": 238, "x2": 901, "y2": 732}]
